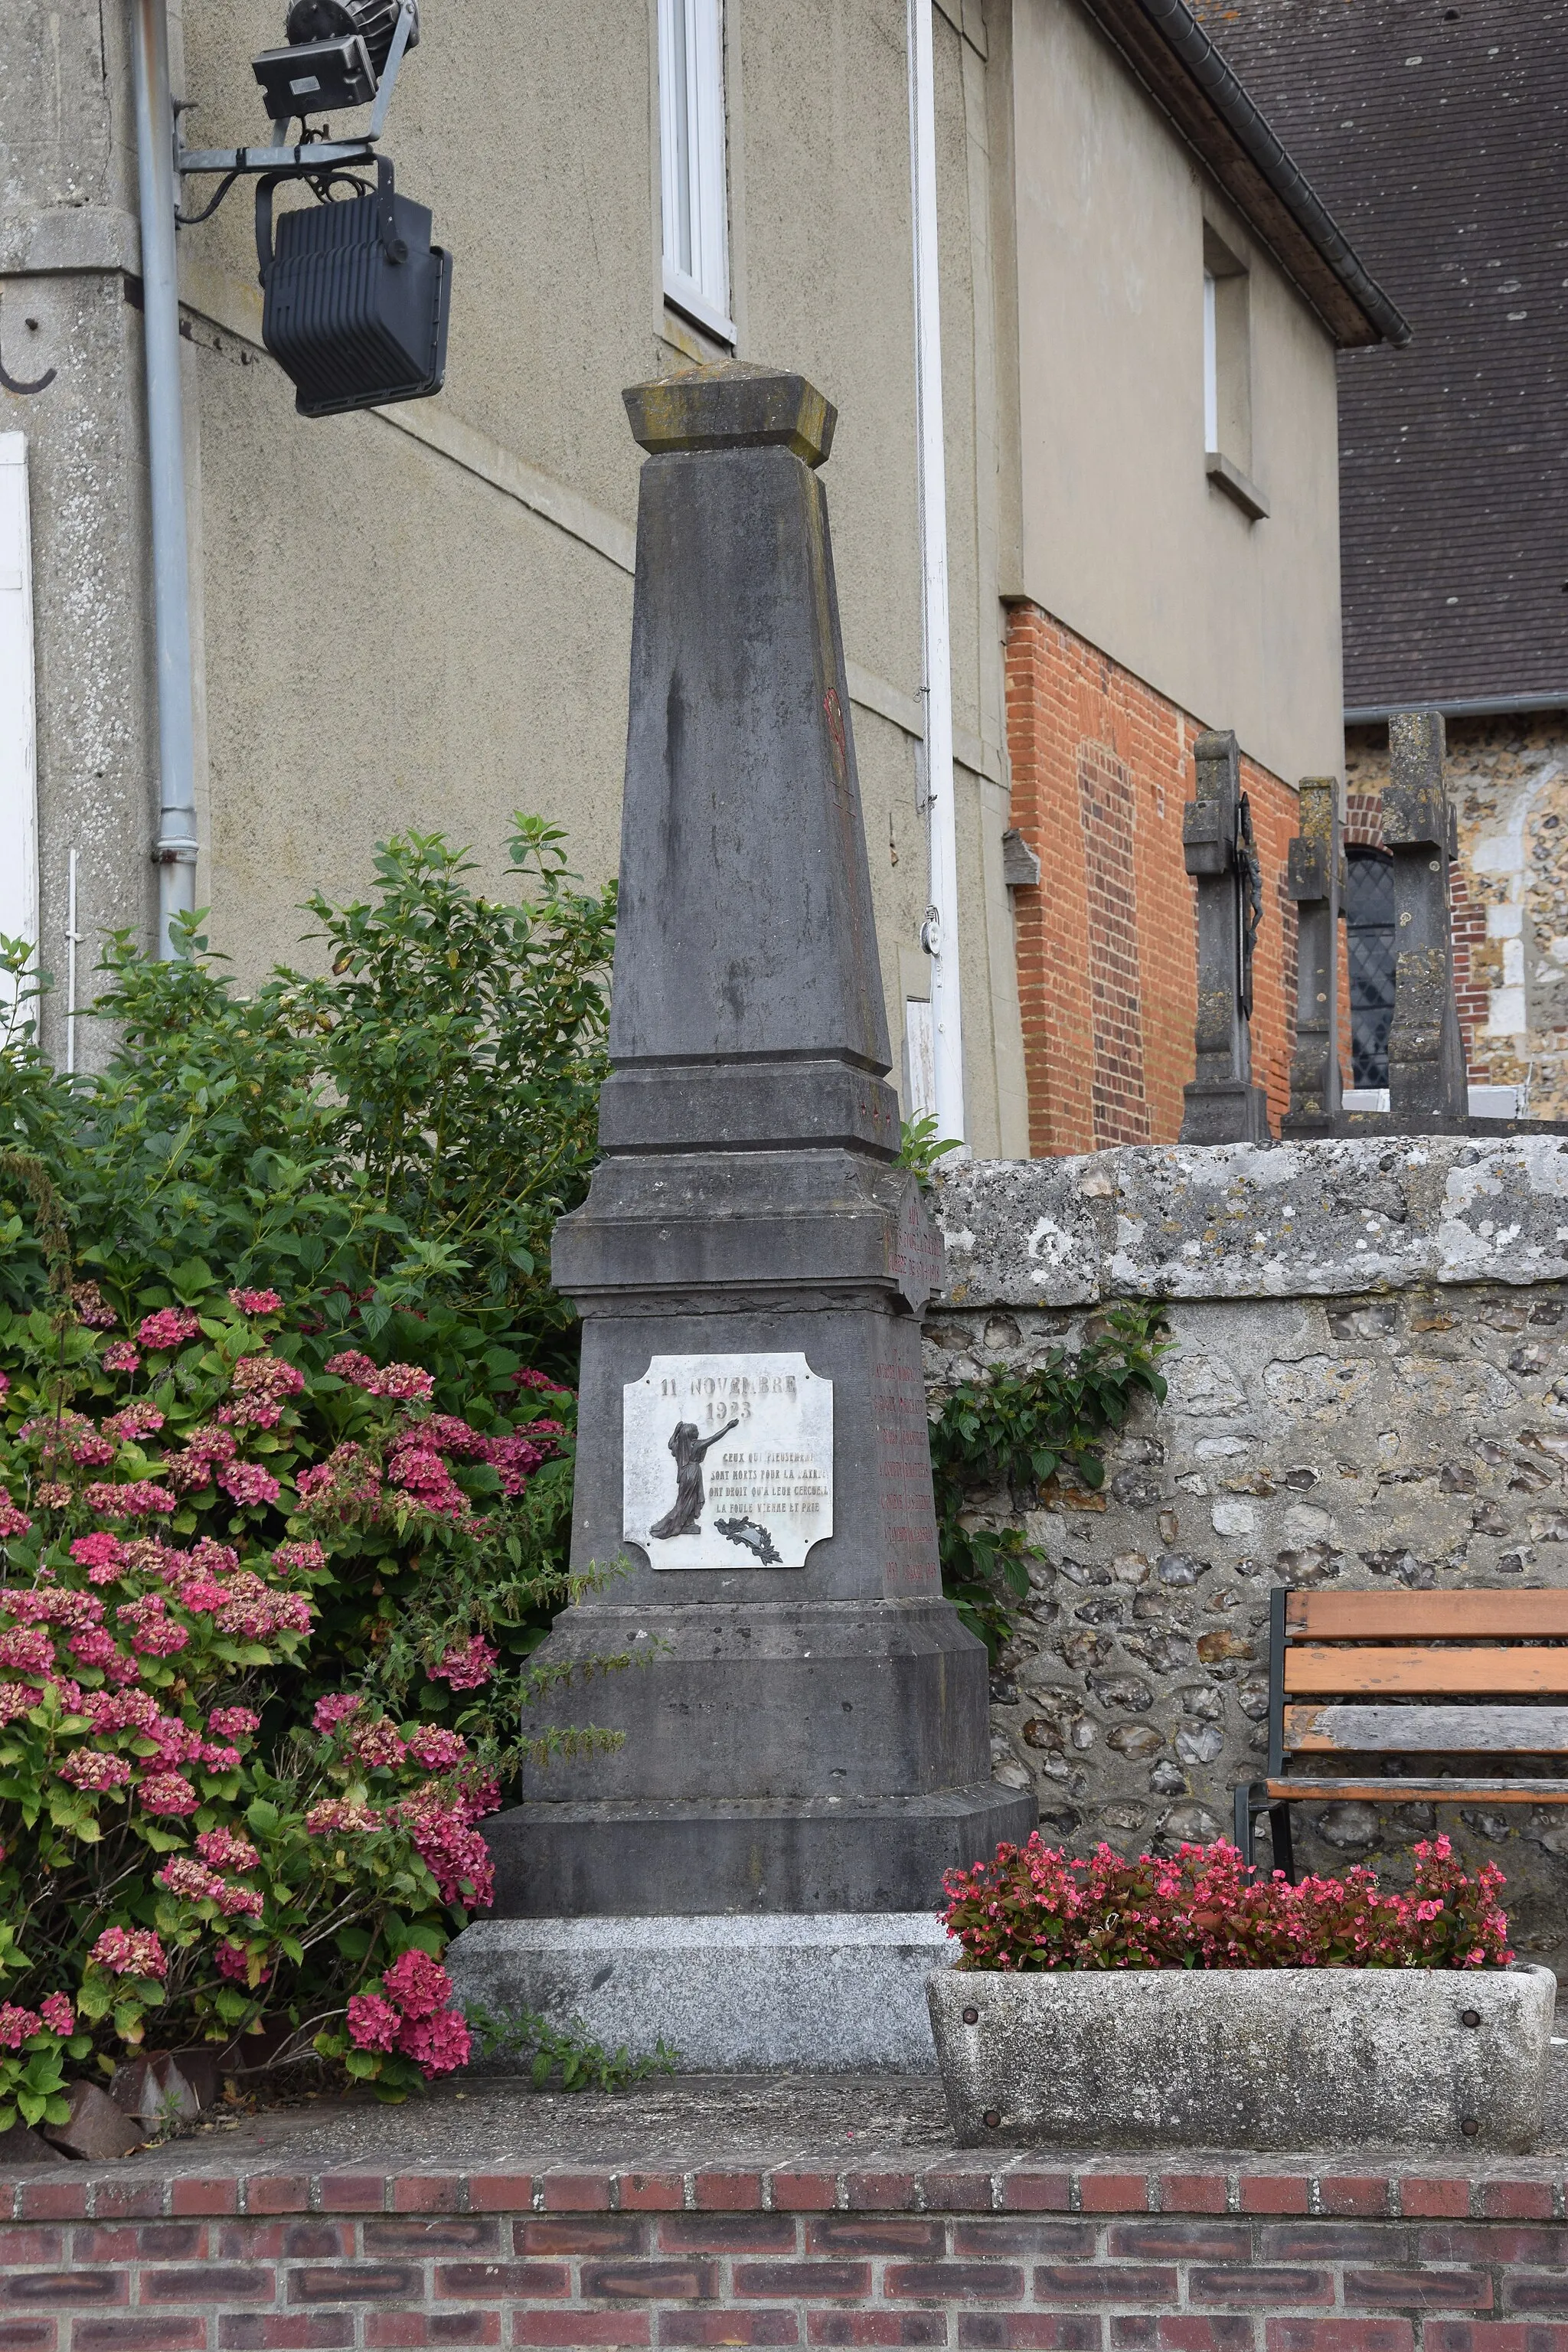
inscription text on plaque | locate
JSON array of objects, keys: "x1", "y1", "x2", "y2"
[{"x1": 622, "y1": 1353, "x2": 833, "y2": 1570}]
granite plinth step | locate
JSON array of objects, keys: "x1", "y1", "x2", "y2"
[{"x1": 446, "y1": 1911, "x2": 959, "y2": 2072}]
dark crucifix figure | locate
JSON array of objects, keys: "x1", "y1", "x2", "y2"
[{"x1": 648, "y1": 1416, "x2": 740, "y2": 1540}]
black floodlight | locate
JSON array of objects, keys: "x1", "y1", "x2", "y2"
[
  {"x1": 178, "y1": 0, "x2": 450, "y2": 420},
  {"x1": 257, "y1": 155, "x2": 450, "y2": 416},
  {"x1": 253, "y1": 34, "x2": 377, "y2": 119}
]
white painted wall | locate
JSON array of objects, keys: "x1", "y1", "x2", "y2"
[{"x1": 0, "y1": 434, "x2": 38, "y2": 966}]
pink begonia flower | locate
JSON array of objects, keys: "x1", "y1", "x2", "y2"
[
  {"x1": 272, "y1": 1540, "x2": 325, "y2": 1573},
  {"x1": 139, "y1": 1771, "x2": 199, "y2": 1816},
  {"x1": 70, "y1": 1532, "x2": 126, "y2": 1580},
  {"x1": 228, "y1": 1288, "x2": 283, "y2": 1315},
  {"x1": 207, "y1": 1706, "x2": 261, "y2": 1740},
  {"x1": 0, "y1": 1500, "x2": 32, "y2": 1540},
  {"x1": 313, "y1": 1693, "x2": 364, "y2": 1733},
  {"x1": 90, "y1": 1926, "x2": 168, "y2": 1978},
  {"x1": 218, "y1": 1462, "x2": 282, "y2": 1508},
  {"x1": 397, "y1": 2005, "x2": 472, "y2": 2077},
  {"x1": 56, "y1": 1750, "x2": 134, "y2": 1791},
  {"x1": 430, "y1": 1636, "x2": 497, "y2": 1692},
  {"x1": 196, "y1": 1828, "x2": 260, "y2": 1870},
  {"x1": 85, "y1": 1481, "x2": 174, "y2": 1520},
  {"x1": 0, "y1": 2005, "x2": 41, "y2": 2050},
  {"x1": 38, "y1": 1994, "x2": 74, "y2": 2036},
  {"x1": 346, "y1": 1992, "x2": 400, "y2": 2051},
  {"x1": 136, "y1": 1307, "x2": 200, "y2": 1351},
  {"x1": 101, "y1": 1341, "x2": 141, "y2": 1374},
  {"x1": 216, "y1": 1940, "x2": 271, "y2": 1984},
  {"x1": 381, "y1": 1950, "x2": 452, "y2": 2020},
  {"x1": 403, "y1": 1726, "x2": 469, "y2": 1771}
]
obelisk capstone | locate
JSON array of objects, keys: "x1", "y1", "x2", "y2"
[{"x1": 479, "y1": 362, "x2": 1031, "y2": 1932}]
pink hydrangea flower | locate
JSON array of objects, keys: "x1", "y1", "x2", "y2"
[
  {"x1": 312, "y1": 1693, "x2": 364, "y2": 1734},
  {"x1": 229, "y1": 1288, "x2": 283, "y2": 1315},
  {"x1": 305, "y1": 1798, "x2": 381, "y2": 1836},
  {"x1": 348, "y1": 1717, "x2": 407, "y2": 1769},
  {"x1": 0, "y1": 2005, "x2": 41, "y2": 2050},
  {"x1": 218, "y1": 1463, "x2": 282, "y2": 1508},
  {"x1": 0, "y1": 1500, "x2": 32, "y2": 1540},
  {"x1": 430, "y1": 1637, "x2": 498, "y2": 1692},
  {"x1": 381, "y1": 1363, "x2": 436, "y2": 1403},
  {"x1": 234, "y1": 1355, "x2": 305, "y2": 1399},
  {"x1": 399, "y1": 1792, "x2": 495, "y2": 1909},
  {"x1": 0, "y1": 1684, "x2": 38, "y2": 1726},
  {"x1": 211, "y1": 1575, "x2": 312, "y2": 1641},
  {"x1": 199, "y1": 1743, "x2": 243, "y2": 1772},
  {"x1": 195, "y1": 1828, "x2": 260, "y2": 1871},
  {"x1": 272, "y1": 1540, "x2": 325, "y2": 1573},
  {"x1": 216, "y1": 1941, "x2": 271, "y2": 1984},
  {"x1": 207, "y1": 1706, "x2": 260, "y2": 1741},
  {"x1": 324, "y1": 1350, "x2": 381, "y2": 1390},
  {"x1": 56, "y1": 1750, "x2": 134, "y2": 1791},
  {"x1": 70, "y1": 1533, "x2": 126, "y2": 1579},
  {"x1": 38, "y1": 1994, "x2": 74, "y2": 2036},
  {"x1": 136, "y1": 1307, "x2": 201, "y2": 1351},
  {"x1": 139, "y1": 1771, "x2": 199, "y2": 1816},
  {"x1": 70, "y1": 1433, "x2": 115, "y2": 1468},
  {"x1": 0, "y1": 1627, "x2": 54, "y2": 1675},
  {"x1": 103, "y1": 1405, "x2": 165, "y2": 1442},
  {"x1": 155, "y1": 1856, "x2": 228, "y2": 1905},
  {"x1": 71, "y1": 1282, "x2": 116, "y2": 1329},
  {"x1": 397, "y1": 2006, "x2": 472, "y2": 2078},
  {"x1": 381, "y1": 1950, "x2": 452, "y2": 2020},
  {"x1": 219, "y1": 1883, "x2": 264, "y2": 1919},
  {"x1": 67, "y1": 1629, "x2": 119, "y2": 1669},
  {"x1": 296, "y1": 1443, "x2": 381, "y2": 1517},
  {"x1": 90, "y1": 1926, "x2": 168, "y2": 1978},
  {"x1": 85, "y1": 1481, "x2": 174, "y2": 1521},
  {"x1": 403, "y1": 1726, "x2": 469, "y2": 1771},
  {"x1": 511, "y1": 1368, "x2": 570, "y2": 1394},
  {"x1": 346, "y1": 1992, "x2": 400, "y2": 2052},
  {"x1": 101, "y1": 1341, "x2": 142, "y2": 1374}
]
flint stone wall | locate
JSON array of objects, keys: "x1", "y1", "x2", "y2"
[{"x1": 926, "y1": 1137, "x2": 1568, "y2": 1973}]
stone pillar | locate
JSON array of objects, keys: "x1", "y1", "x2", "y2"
[
  {"x1": 1179, "y1": 729, "x2": 1271, "y2": 1143},
  {"x1": 1384, "y1": 710, "x2": 1468, "y2": 1124},
  {"x1": 1281, "y1": 779, "x2": 1343, "y2": 1135},
  {"x1": 480, "y1": 362, "x2": 1032, "y2": 1924}
]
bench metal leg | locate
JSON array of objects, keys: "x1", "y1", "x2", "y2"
[
  {"x1": 1233, "y1": 1781, "x2": 1259, "y2": 1870},
  {"x1": 1269, "y1": 1802, "x2": 1298, "y2": 1884}
]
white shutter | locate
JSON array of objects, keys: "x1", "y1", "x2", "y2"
[
  {"x1": 659, "y1": 0, "x2": 733, "y2": 344},
  {"x1": 0, "y1": 434, "x2": 38, "y2": 978}
]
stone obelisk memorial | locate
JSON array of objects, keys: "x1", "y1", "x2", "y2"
[{"x1": 454, "y1": 363, "x2": 1031, "y2": 2066}]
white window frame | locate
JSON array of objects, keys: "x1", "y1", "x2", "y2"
[
  {"x1": 658, "y1": 0, "x2": 734, "y2": 345},
  {"x1": 0, "y1": 433, "x2": 38, "y2": 995},
  {"x1": 1202, "y1": 270, "x2": 1219, "y2": 456}
]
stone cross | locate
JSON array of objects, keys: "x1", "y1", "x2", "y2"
[
  {"x1": 1281, "y1": 778, "x2": 1343, "y2": 1135},
  {"x1": 1180, "y1": 728, "x2": 1271, "y2": 1143},
  {"x1": 483, "y1": 361, "x2": 1031, "y2": 1921},
  {"x1": 1383, "y1": 710, "x2": 1468, "y2": 1122}
]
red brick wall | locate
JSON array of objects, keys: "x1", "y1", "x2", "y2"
[
  {"x1": 1004, "y1": 605, "x2": 1299, "y2": 1157},
  {"x1": 0, "y1": 2154, "x2": 1560, "y2": 2347}
]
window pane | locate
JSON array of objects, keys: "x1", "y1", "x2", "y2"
[
  {"x1": 659, "y1": 0, "x2": 732, "y2": 341},
  {"x1": 1345, "y1": 848, "x2": 1396, "y2": 1087}
]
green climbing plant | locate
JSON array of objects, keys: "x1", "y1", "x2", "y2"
[{"x1": 929, "y1": 1305, "x2": 1172, "y2": 1660}]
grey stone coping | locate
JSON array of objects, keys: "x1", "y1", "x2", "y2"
[{"x1": 934, "y1": 1136, "x2": 1568, "y2": 1308}]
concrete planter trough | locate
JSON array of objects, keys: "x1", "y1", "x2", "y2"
[{"x1": 926, "y1": 1963, "x2": 1557, "y2": 2151}]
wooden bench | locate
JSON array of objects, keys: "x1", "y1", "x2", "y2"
[{"x1": 1233, "y1": 1586, "x2": 1568, "y2": 1878}]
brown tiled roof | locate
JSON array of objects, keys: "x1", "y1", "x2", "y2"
[{"x1": 1191, "y1": 0, "x2": 1568, "y2": 714}]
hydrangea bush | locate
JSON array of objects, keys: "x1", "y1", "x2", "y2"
[
  {"x1": 0, "y1": 1279, "x2": 609, "y2": 2119},
  {"x1": 942, "y1": 1834, "x2": 1513, "y2": 1972}
]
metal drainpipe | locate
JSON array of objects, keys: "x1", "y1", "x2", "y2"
[
  {"x1": 129, "y1": 0, "x2": 198, "y2": 954},
  {"x1": 906, "y1": 0, "x2": 966, "y2": 1148}
]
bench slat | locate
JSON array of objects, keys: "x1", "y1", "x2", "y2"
[
  {"x1": 1285, "y1": 1591, "x2": 1568, "y2": 1639},
  {"x1": 1284, "y1": 1703, "x2": 1568, "y2": 1753},
  {"x1": 1263, "y1": 1778, "x2": 1568, "y2": 1802},
  {"x1": 1283, "y1": 1645, "x2": 1568, "y2": 1695}
]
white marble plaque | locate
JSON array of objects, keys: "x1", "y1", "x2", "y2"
[{"x1": 623, "y1": 1353, "x2": 833, "y2": 1570}]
